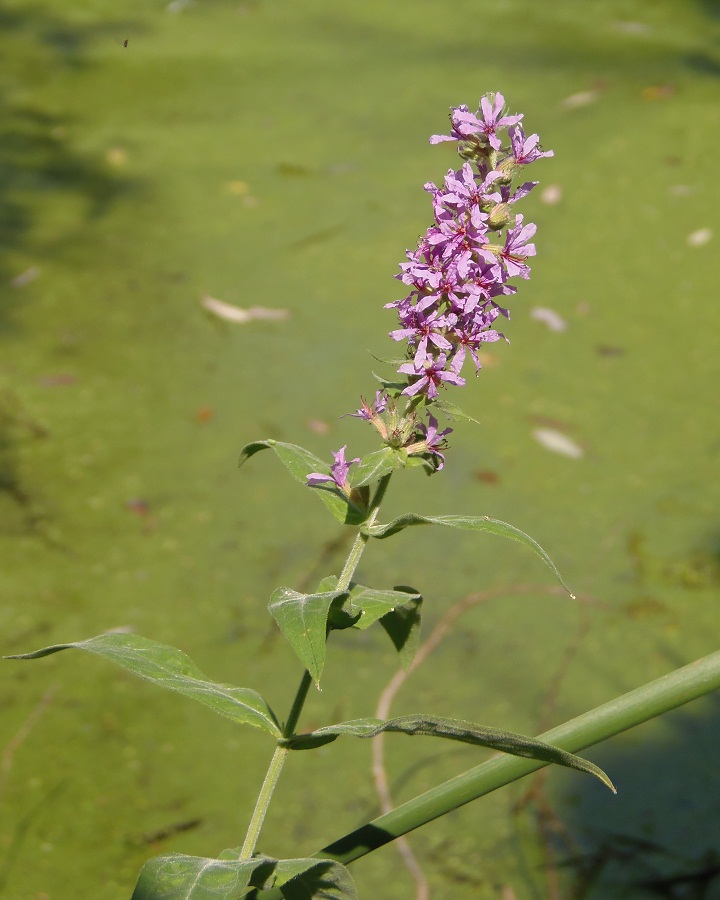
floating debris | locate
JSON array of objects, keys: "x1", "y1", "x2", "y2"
[
  {"x1": 531, "y1": 306, "x2": 568, "y2": 332},
  {"x1": 613, "y1": 20, "x2": 651, "y2": 35},
  {"x1": 11, "y1": 266, "x2": 41, "y2": 288},
  {"x1": 107, "y1": 147, "x2": 127, "y2": 166},
  {"x1": 200, "y1": 295, "x2": 289, "y2": 324},
  {"x1": 474, "y1": 469, "x2": 500, "y2": 485},
  {"x1": 540, "y1": 184, "x2": 563, "y2": 205},
  {"x1": 532, "y1": 428, "x2": 584, "y2": 459},
  {"x1": 596, "y1": 344, "x2": 625, "y2": 357},
  {"x1": 126, "y1": 498, "x2": 151, "y2": 517},
  {"x1": 37, "y1": 373, "x2": 76, "y2": 387},
  {"x1": 226, "y1": 180, "x2": 250, "y2": 196},
  {"x1": 195, "y1": 406, "x2": 214, "y2": 423},
  {"x1": 562, "y1": 90, "x2": 600, "y2": 110},
  {"x1": 687, "y1": 228, "x2": 712, "y2": 247},
  {"x1": 641, "y1": 84, "x2": 675, "y2": 101},
  {"x1": 307, "y1": 419, "x2": 330, "y2": 435}
]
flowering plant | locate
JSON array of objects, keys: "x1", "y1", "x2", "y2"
[{"x1": 8, "y1": 94, "x2": 720, "y2": 900}]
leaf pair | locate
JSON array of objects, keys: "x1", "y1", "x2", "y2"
[
  {"x1": 5, "y1": 634, "x2": 614, "y2": 793},
  {"x1": 269, "y1": 579, "x2": 421, "y2": 686},
  {"x1": 239, "y1": 440, "x2": 572, "y2": 594}
]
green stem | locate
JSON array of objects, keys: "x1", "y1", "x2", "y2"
[
  {"x1": 240, "y1": 474, "x2": 393, "y2": 860},
  {"x1": 256, "y1": 647, "x2": 720, "y2": 895},
  {"x1": 239, "y1": 744, "x2": 288, "y2": 860},
  {"x1": 317, "y1": 647, "x2": 720, "y2": 865}
]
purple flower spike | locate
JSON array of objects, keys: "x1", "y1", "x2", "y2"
[
  {"x1": 389, "y1": 94, "x2": 551, "y2": 411},
  {"x1": 307, "y1": 445, "x2": 361, "y2": 490}
]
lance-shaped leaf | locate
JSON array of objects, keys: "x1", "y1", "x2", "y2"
[
  {"x1": 7, "y1": 634, "x2": 280, "y2": 737},
  {"x1": 363, "y1": 513, "x2": 572, "y2": 594},
  {"x1": 280, "y1": 714, "x2": 615, "y2": 792},
  {"x1": 269, "y1": 588, "x2": 349, "y2": 686},
  {"x1": 321, "y1": 577, "x2": 422, "y2": 670},
  {"x1": 132, "y1": 852, "x2": 357, "y2": 900},
  {"x1": 238, "y1": 440, "x2": 366, "y2": 525},
  {"x1": 432, "y1": 397, "x2": 481, "y2": 425},
  {"x1": 348, "y1": 447, "x2": 404, "y2": 489}
]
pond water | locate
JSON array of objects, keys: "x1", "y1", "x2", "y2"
[{"x1": 2, "y1": 1, "x2": 720, "y2": 897}]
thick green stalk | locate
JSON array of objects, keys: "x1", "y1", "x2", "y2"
[
  {"x1": 240, "y1": 474, "x2": 393, "y2": 860},
  {"x1": 257, "y1": 647, "x2": 720, "y2": 892},
  {"x1": 315, "y1": 647, "x2": 720, "y2": 866}
]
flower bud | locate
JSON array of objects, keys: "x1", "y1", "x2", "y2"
[
  {"x1": 496, "y1": 157, "x2": 519, "y2": 182},
  {"x1": 488, "y1": 203, "x2": 511, "y2": 230},
  {"x1": 458, "y1": 136, "x2": 491, "y2": 164}
]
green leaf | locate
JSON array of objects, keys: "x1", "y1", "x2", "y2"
[
  {"x1": 320, "y1": 578, "x2": 422, "y2": 669},
  {"x1": 132, "y1": 853, "x2": 357, "y2": 900},
  {"x1": 363, "y1": 513, "x2": 573, "y2": 595},
  {"x1": 132, "y1": 853, "x2": 272, "y2": 899},
  {"x1": 238, "y1": 440, "x2": 366, "y2": 525},
  {"x1": 273, "y1": 859, "x2": 358, "y2": 899},
  {"x1": 268, "y1": 588, "x2": 347, "y2": 686},
  {"x1": 7, "y1": 634, "x2": 281, "y2": 737},
  {"x1": 432, "y1": 397, "x2": 481, "y2": 425},
  {"x1": 377, "y1": 590, "x2": 422, "y2": 670},
  {"x1": 348, "y1": 447, "x2": 403, "y2": 488},
  {"x1": 281, "y1": 714, "x2": 615, "y2": 791}
]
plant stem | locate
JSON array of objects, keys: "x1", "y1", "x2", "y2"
[
  {"x1": 240, "y1": 474, "x2": 393, "y2": 860},
  {"x1": 336, "y1": 473, "x2": 391, "y2": 592},
  {"x1": 317, "y1": 646, "x2": 720, "y2": 865},
  {"x1": 256, "y1": 647, "x2": 720, "y2": 896},
  {"x1": 239, "y1": 743, "x2": 288, "y2": 860}
]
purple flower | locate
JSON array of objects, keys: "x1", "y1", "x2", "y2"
[
  {"x1": 405, "y1": 414, "x2": 453, "y2": 470},
  {"x1": 508, "y1": 125, "x2": 554, "y2": 166},
  {"x1": 496, "y1": 214, "x2": 537, "y2": 280},
  {"x1": 418, "y1": 415, "x2": 452, "y2": 470},
  {"x1": 429, "y1": 104, "x2": 486, "y2": 145},
  {"x1": 307, "y1": 445, "x2": 361, "y2": 490},
  {"x1": 429, "y1": 94, "x2": 522, "y2": 152},
  {"x1": 398, "y1": 353, "x2": 466, "y2": 400},
  {"x1": 475, "y1": 93, "x2": 523, "y2": 151},
  {"x1": 348, "y1": 391, "x2": 388, "y2": 420}
]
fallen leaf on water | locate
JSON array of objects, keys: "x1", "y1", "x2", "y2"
[
  {"x1": 307, "y1": 419, "x2": 330, "y2": 435},
  {"x1": 106, "y1": 147, "x2": 127, "y2": 166},
  {"x1": 687, "y1": 228, "x2": 712, "y2": 247},
  {"x1": 11, "y1": 266, "x2": 41, "y2": 287},
  {"x1": 201, "y1": 295, "x2": 289, "y2": 324},
  {"x1": 226, "y1": 180, "x2": 249, "y2": 195},
  {"x1": 540, "y1": 184, "x2": 562, "y2": 205},
  {"x1": 532, "y1": 428, "x2": 584, "y2": 459},
  {"x1": 531, "y1": 306, "x2": 568, "y2": 332},
  {"x1": 641, "y1": 84, "x2": 675, "y2": 101},
  {"x1": 561, "y1": 90, "x2": 600, "y2": 110},
  {"x1": 195, "y1": 406, "x2": 214, "y2": 423},
  {"x1": 474, "y1": 469, "x2": 500, "y2": 485}
]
